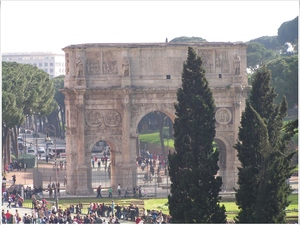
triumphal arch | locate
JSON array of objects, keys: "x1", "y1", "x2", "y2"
[{"x1": 61, "y1": 42, "x2": 249, "y2": 195}]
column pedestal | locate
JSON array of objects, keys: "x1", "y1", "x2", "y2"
[{"x1": 76, "y1": 164, "x2": 91, "y2": 195}]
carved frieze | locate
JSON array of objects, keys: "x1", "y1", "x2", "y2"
[
  {"x1": 102, "y1": 51, "x2": 118, "y2": 74},
  {"x1": 87, "y1": 60, "x2": 101, "y2": 75},
  {"x1": 104, "y1": 110, "x2": 121, "y2": 127},
  {"x1": 215, "y1": 51, "x2": 230, "y2": 73},
  {"x1": 198, "y1": 50, "x2": 214, "y2": 73},
  {"x1": 215, "y1": 108, "x2": 232, "y2": 124},
  {"x1": 131, "y1": 103, "x2": 153, "y2": 119},
  {"x1": 86, "y1": 110, "x2": 103, "y2": 127}
]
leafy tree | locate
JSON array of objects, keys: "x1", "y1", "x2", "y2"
[
  {"x1": 46, "y1": 75, "x2": 66, "y2": 138},
  {"x1": 168, "y1": 47, "x2": 226, "y2": 223},
  {"x1": 246, "y1": 42, "x2": 279, "y2": 73},
  {"x1": 170, "y1": 36, "x2": 207, "y2": 43},
  {"x1": 234, "y1": 65, "x2": 296, "y2": 223},
  {"x1": 278, "y1": 16, "x2": 298, "y2": 45},
  {"x1": 248, "y1": 36, "x2": 280, "y2": 50},
  {"x1": 2, "y1": 62, "x2": 55, "y2": 165},
  {"x1": 267, "y1": 55, "x2": 298, "y2": 108}
]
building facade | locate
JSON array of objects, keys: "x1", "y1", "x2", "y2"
[
  {"x1": 62, "y1": 42, "x2": 250, "y2": 195},
  {"x1": 2, "y1": 52, "x2": 65, "y2": 78}
]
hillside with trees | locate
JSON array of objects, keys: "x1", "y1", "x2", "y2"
[{"x1": 170, "y1": 16, "x2": 298, "y2": 111}]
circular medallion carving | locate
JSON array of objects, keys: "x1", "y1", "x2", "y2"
[
  {"x1": 215, "y1": 108, "x2": 232, "y2": 124},
  {"x1": 86, "y1": 110, "x2": 103, "y2": 127},
  {"x1": 104, "y1": 110, "x2": 121, "y2": 127}
]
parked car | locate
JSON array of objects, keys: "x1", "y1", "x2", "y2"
[
  {"x1": 37, "y1": 147, "x2": 47, "y2": 158},
  {"x1": 46, "y1": 139, "x2": 54, "y2": 145},
  {"x1": 27, "y1": 149, "x2": 36, "y2": 155}
]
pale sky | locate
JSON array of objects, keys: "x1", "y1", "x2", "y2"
[{"x1": 1, "y1": 1, "x2": 299, "y2": 54}]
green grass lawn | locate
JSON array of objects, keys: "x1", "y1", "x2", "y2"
[
  {"x1": 23, "y1": 194, "x2": 297, "y2": 222},
  {"x1": 139, "y1": 130, "x2": 174, "y2": 148}
]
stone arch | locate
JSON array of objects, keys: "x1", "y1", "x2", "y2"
[
  {"x1": 62, "y1": 42, "x2": 248, "y2": 195},
  {"x1": 214, "y1": 134, "x2": 237, "y2": 191},
  {"x1": 132, "y1": 104, "x2": 175, "y2": 132}
]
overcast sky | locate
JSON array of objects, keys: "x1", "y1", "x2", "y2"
[{"x1": 1, "y1": 1, "x2": 299, "y2": 54}]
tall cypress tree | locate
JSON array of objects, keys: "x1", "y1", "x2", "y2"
[
  {"x1": 234, "y1": 65, "x2": 296, "y2": 223},
  {"x1": 168, "y1": 47, "x2": 226, "y2": 223}
]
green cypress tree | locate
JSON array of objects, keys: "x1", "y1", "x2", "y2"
[
  {"x1": 234, "y1": 65, "x2": 296, "y2": 223},
  {"x1": 168, "y1": 46, "x2": 226, "y2": 223}
]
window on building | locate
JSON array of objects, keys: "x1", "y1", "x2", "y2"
[
  {"x1": 44, "y1": 69, "x2": 48, "y2": 72},
  {"x1": 39, "y1": 63, "x2": 42, "y2": 67},
  {"x1": 50, "y1": 69, "x2": 53, "y2": 73},
  {"x1": 44, "y1": 62, "x2": 48, "y2": 66},
  {"x1": 50, "y1": 63, "x2": 54, "y2": 67},
  {"x1": 33, "y1": 63, "x2": 37, "y2": 67}
]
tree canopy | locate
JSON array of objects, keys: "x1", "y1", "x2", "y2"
[
  {"x1": 2, "y1": 62, "x2": 55, "y2": 164},
  {"x1": 267, "y1": 55, "x2": 298, "y2": 108},
  {"x1": 168, "y1": 47, "x2": 226, "y2": 223},
  {"x1": 277, "y1": 16, "x2": 298, "y2": 45},
  {"x1": 169, "y1": 36, "x2": 207, "y2": 43},
  {"x1": 246, "y1": 42, "x2": 279, "y2": 72},
  {"x1": 248, "y1": 36, "x2": 280, "y2": 50},
  {"x1": 234, "y1": 65, "x2": 296, "y2": 223}
]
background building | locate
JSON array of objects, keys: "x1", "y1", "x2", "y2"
[{"x1": 2, "y1": 52, "x2": 65, "y2": 78}]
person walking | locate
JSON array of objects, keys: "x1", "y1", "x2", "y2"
[
  {"x1": 12, "y1": 174, "x2": 16, "y2": 185},
  {"x1": 96, "y1": 185, "x2": 102, "y2": 198},
  {"x1": 108, "y1": 187, "x2": 113, "y2": 198},
  {"x1": 92, "y1": 158, "x2": 95, "y2": 168},
  {"x1": 124, "y1": 186, "x2": 128, "y2": 198},
  {"x1": 14, "y1": 209, "x2": 21, "y2": 224}
]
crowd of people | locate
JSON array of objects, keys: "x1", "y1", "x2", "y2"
[
  {"x1": 2, "y1": 197, "x2": 172, "y2": 224},
  {"x1": 136, "y1": 151, "x2": 168, "y2": 184}
]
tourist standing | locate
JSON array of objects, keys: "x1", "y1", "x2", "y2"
[{"x1": 117, "y1": 184, "x2": 121, "y2": 198}]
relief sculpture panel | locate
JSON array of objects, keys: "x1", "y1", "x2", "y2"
[
  {"x1": 102, "y1": 51, "x2": 118, "y2": 75},
  {"x1": 87, "y1": 60, "x2": 101, "y2": 75},
  {"x1": 198, "y1": 50, "x2": 214, "y2": 73},
  {"x1": 215, "y1": 51, "x2": 230, "y2": 73},
  {"x1": 86, "y1": 110, "x2": 103, "y2": 127},
  {"x1": 104, "y1": 110, "x2": 121, "y2": 127},
  {"x1": 215, "y1": 108, "x2": 232, "y2": 124}
]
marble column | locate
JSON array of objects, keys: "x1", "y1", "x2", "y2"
[{"x1": 75, "y1": 91, "x2": 90, "y2": 195}]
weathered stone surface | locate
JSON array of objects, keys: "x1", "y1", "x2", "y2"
[{"x1": 62, "y1": 42, "x2": 249, "y2": 193}]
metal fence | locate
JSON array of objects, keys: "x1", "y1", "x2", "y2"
[{"x1": 29, "y1": 162, "x2": 172, "y2": 198}]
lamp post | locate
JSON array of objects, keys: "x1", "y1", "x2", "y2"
[
  {"x1": 36, "y1": 137, "x2": 39, "y2": 170},
  {"x1": 45, "y1": 124, "x2": 58, "y2": 210}
]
